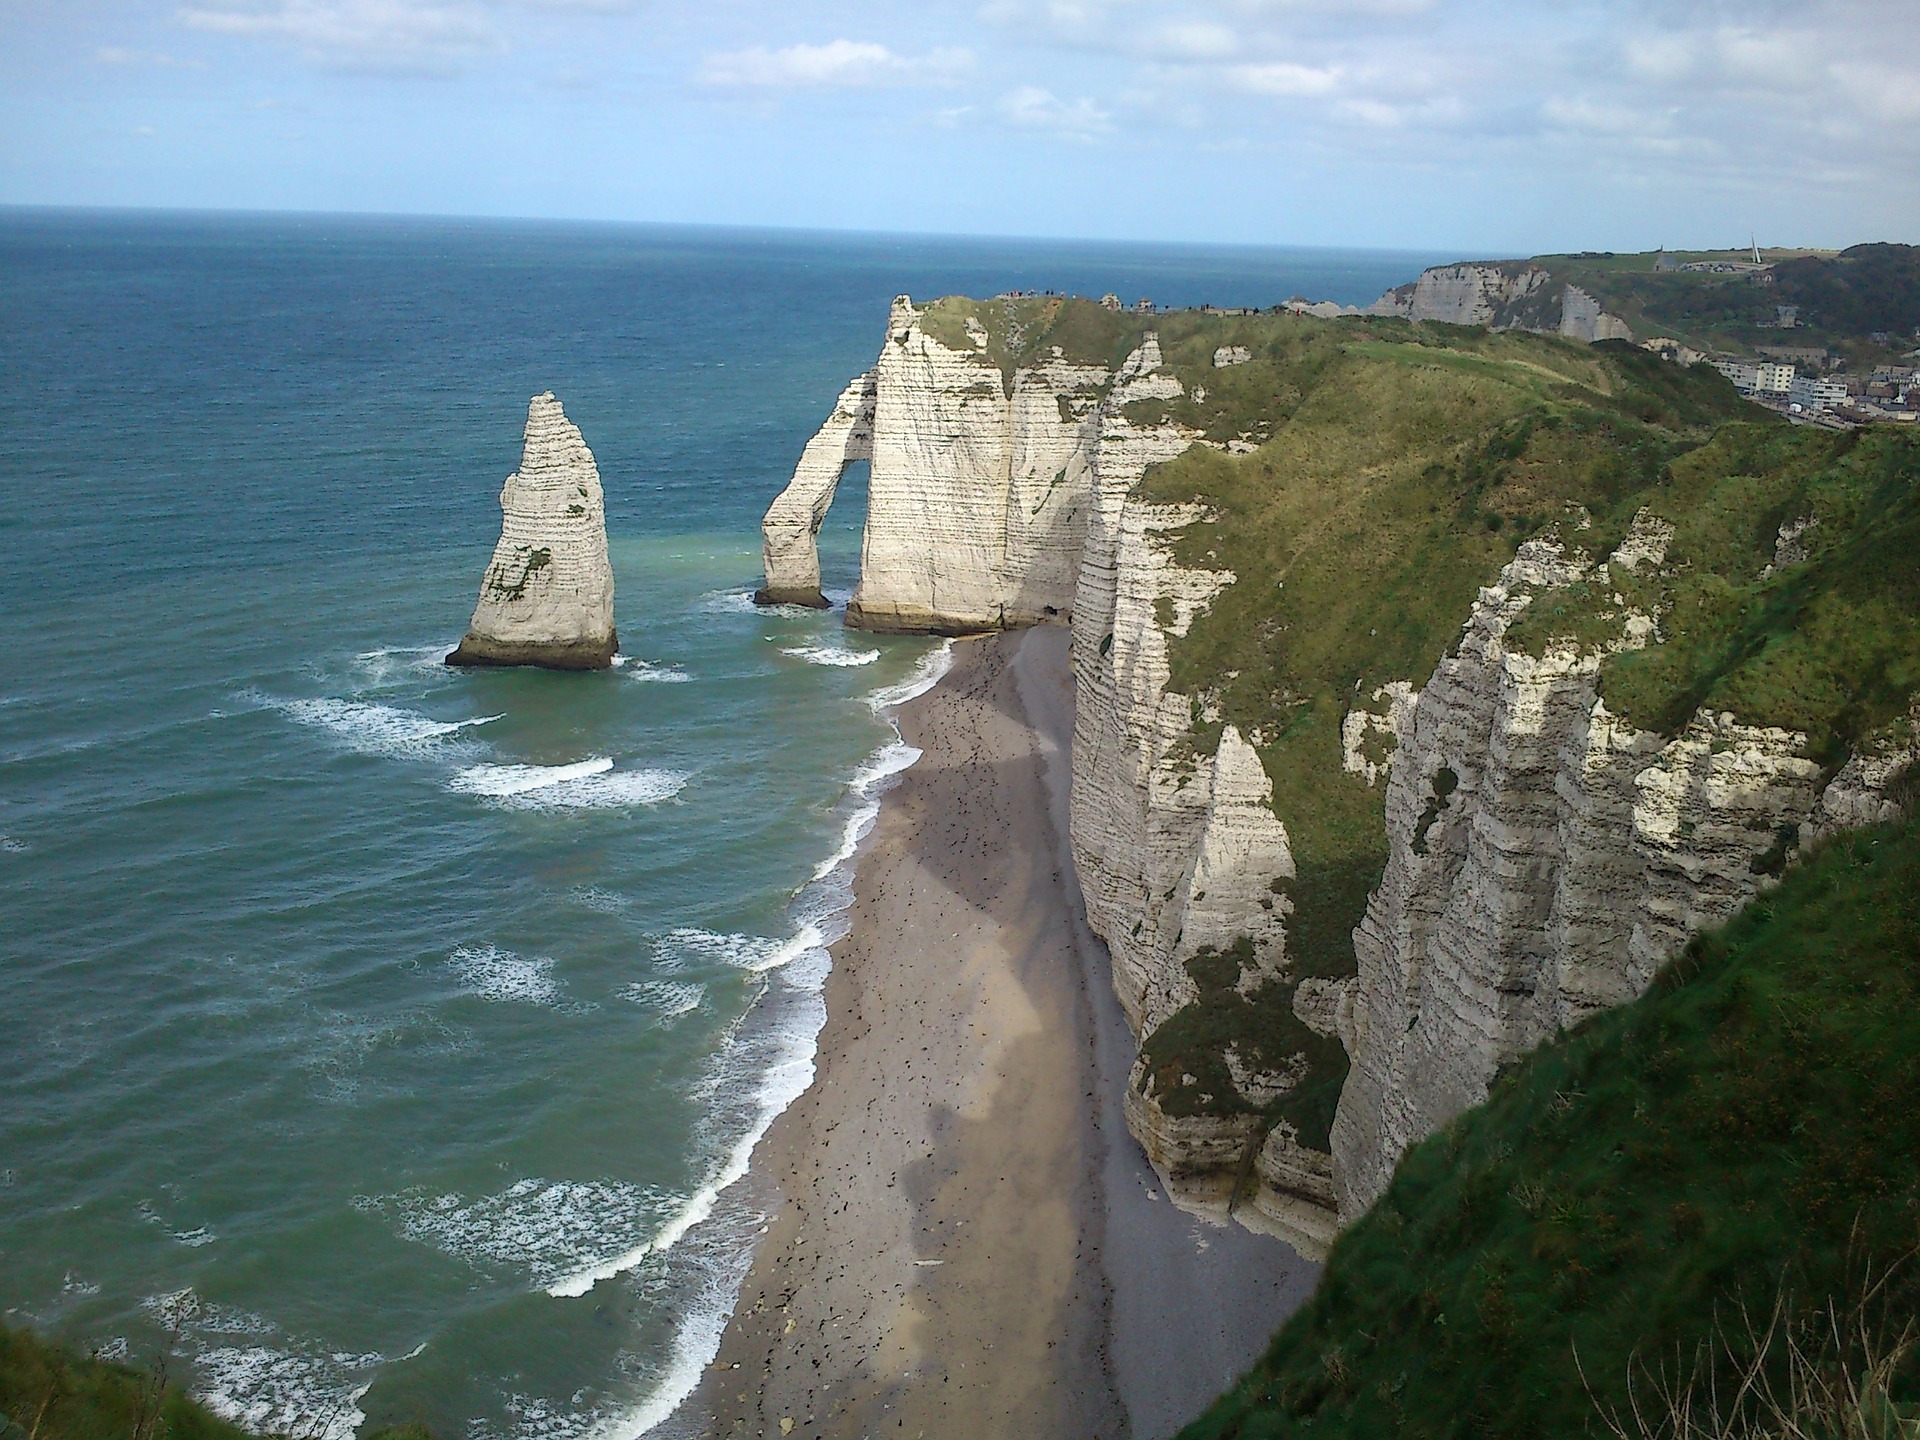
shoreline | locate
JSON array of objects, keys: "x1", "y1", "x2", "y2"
[{"x1": 678, "y1": 627, "x2": 1317, "y2": 1439}]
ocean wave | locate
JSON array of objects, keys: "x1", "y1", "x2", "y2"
[
  {"x1": 1, "y1": 837, "x2": 27, "y2": 855},
  {"x1": 194, "y1": 1342, "x2": 379, "y2": 1440},
  {"x1": 533, "y1": 640, "x2": 956, "y2": 1431},
  {"x1": 778, "y1": 643, "x2": 880, "y2": 668},
  {"x1": 351, "y1": 645, "x2": 454, "y2": 683},
  {"x1": 450, "y1": 760, "x2": 689, "y2": 810},
  {"x1": 863, "y1": 639, "x2": 956, "y2": 713},
  {"x1": 696, "y1": 588, "x2": 816, "y2": 618},
  {"x1": 653, "y1": 928, "x2": 797, "y2": 973},
  {"x1": 623, "y1": 660, "x2": 693, "y2": 684},
  {"x1": 448, "y1": 944, "x2": 560, "y2": 1005},
  {"x1": 809, "y1": 740, "x2": 923, "y2": 882},
  {"x1": 358, "y1": 1178, "x2": 673, "y2": 1293},
  {"x1": 267, "y1": 696, "x2": 502, "y2": 755},
  {"x1": 140, "y1": 1288, "x2": 375, "y2": 1440},
  {"x1": 451, "y1": 757, "x2": 613, "y2": 796},
  {"x1": 617, "y1": 980, "x2": 704, "y2": 1021}
]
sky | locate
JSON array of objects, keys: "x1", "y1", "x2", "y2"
[{"x1": 2, "y1": 0, "x2": 1916, "y2": 254}]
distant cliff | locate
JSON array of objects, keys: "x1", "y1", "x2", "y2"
[
  {"x1": 1368, "y1": 262, "x2": 1633, "y2": 342},
  {"x1": 759, "y1": 296, "x2": 1920, "y2": 1259}
]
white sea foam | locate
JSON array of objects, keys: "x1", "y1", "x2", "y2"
[
  {"x1": 617, "y1": 980, "x2": 705, "y2": 1020},
  {"x1": 194, "y1": 1343, "x2": 376, "y2": 1440},
  {"x1": 696, "y1": 587, "x2": 820, "y2": 618},
  {"x1": 269, "y1": 697, "x2": 502, "y2": 755},
  {"x1": 449, "y1": 945, "x2": 560, "y2": 1005},
  {"x1": 452, "y1": 757, "x2": 613, "y2": 796},
  {"x1": 352, "y1": 645, "x2": 454, "y2": 683},
  {"x1": 358, "y1": 1178, "x2": 671, "y2": 1292},
  {"x1": 654, "y1": 928, "x2": 791, "y2": 973},
  {"x1": 809, "y1": 740, "x2": 923, "y2": 881},
  {"x1": 863, "y1": 638, "x2": 956, "y2": 713},
  {"x1": 140, "y1": 1288, "x2": 373, "y2": 1440},
  {"x1": 517, "y1": 639, "x2": 958, "y2": 1436},
  {"x1": 778, "y1": 643, "x2": 880, "y2": 668},
  {"x1": 1, "y1": 837, "x2": 28, "y2": 855},
  {"x1": 624, "y1": 660, "x2": 693, "y2": 684},
  {"x1": 450, "y1": 759, "x2": 688, "y2": 810}
]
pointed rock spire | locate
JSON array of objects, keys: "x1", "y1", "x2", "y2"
[{"x1": 448, "y1": 392, "x2": 617, "y2": 671}]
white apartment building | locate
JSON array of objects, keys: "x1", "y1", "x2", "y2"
[
  {"x1": 1788, "y1": 374, "x2": 1848, "y2": 412},
  {"x1": 1714, "y1": 359, "x2": 1796, "y2": 395}
]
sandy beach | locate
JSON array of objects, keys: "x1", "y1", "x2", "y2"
[{"x1": 689, "y1": 626, "x2": 1318, "y2": 1440}]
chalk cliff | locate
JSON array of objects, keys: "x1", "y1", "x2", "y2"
[
  {"x1": 1330, "y1": 529, "x2": 1918, "y2": 1220},
  {"x1": 759, "y1": 296, "x2": 1113, "y2": 631},
  {"x1": 449, "y1": 392, "x2": 617, "y2": 671},
  {"x1": 757, "y1": 371, "x2": 876, "y2": 607},
  {"x1": 763, "y1": 299, "x2": 1917, "y2": 1264},
  {"x1": 1370, "y1": 262, "x2": 1633, "y2": 342}
]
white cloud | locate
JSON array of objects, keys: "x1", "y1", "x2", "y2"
[
  {"x1": 698, "y1": 39, "x2": 971, "y2": 89},
  {"x1": 1225, "y1": 61, "x2": 1339, "y2": 97},
  {"x1": 997, "y1": 84, "x2": 1110, "y2": 138},
  {"x1": 177, "y1": 0, "x2": 501, "y2": 72},
  {"x1": 1148, "y1": 21, "x2": 1239, "y2": 61}
]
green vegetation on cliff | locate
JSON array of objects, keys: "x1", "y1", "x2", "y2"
[
  {"x1": 1181, "y1": 814, "x2": 1920, "y2": 1440},
  {"x1": 0, "y1": 1325, "x2": 430, "y2": 1440},
  {"x1": 1129, "y1": 316, "x2": 1751, "y2": 1141},
  {"x1": 1542, "y1": 243, "x2": 1920, "y2": 364},
  {"x1": 0, "y1": 1325, "x2": 253, "y2": 1440}
]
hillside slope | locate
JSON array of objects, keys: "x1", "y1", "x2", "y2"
[{"x1": 1178, "y1": 813, "x2": 1920, "y2": 1440}]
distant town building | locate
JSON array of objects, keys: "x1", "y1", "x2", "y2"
[
  {"x1": 1133, "y1": 298, "x2": 1155, "y2": 314},
  {"x1": 1100, "y1": 293, "x2": 1122, "y2": 311},
  {"x1": 1714, "y1": 359, "x2": 1796, "y2": 395},
  {"x1": 1788, "y1": 375, "x2": 1847, "y2": 412}
]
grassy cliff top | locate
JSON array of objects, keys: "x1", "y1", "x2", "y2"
[
  {"x1": 1535, "y1": 244, "x2": 1920, "y2": 365},
  {"x1": 1180, "y1": 813, "x2": 1920, "y2": 1440},
  {"x1": 914, "y1": 294, "x2": 1148, "y2": 383},
  {"x1": 1128, "y1": 314, "x2": 1762, "y2": 1135}
]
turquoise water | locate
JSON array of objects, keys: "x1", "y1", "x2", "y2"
[{"x1": 0, "y1": 211, "x2": 1441, "y2": 1438}]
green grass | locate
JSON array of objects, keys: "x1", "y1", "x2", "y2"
[
  {"x1": 915, "y1": 294, "x2": 1148, "y2": 386},
  {"x1": 1179, "y1": 814, "x2": 1920, "y2": 1440},
  {"x1": 1536, "y1": 244, "x2": 1920, "y2": 367},
  {"x1": 0, "y1": 1325, "x2": 430, "y2": 1440},
  {"x1": 1121, "y1": 318, "x2": 1752, "y2": 1135}
]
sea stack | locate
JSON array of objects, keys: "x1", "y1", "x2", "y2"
[{"x1": 448, "y1": 392, "x2": 617, "y2": 671}]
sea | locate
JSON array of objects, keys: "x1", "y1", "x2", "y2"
[{"x1": 0, "y1": 210, "x2": 1444, "y2": 1439}]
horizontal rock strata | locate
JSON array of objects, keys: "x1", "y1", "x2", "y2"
[
  {"x1": 1331, "y1": 529, "x2": 1909, "y2": 1220},
  {"x1": 449, "y1": 392, "x2": 616, "y2": 671}
]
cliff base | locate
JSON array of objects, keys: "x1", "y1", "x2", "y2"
[{"x1": 445, "y1": 632, "x2": 618, "y2": 671}]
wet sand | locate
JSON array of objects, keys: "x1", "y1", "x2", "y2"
[{"x1": 691, "y1": 627, "x2": 1317, "y2": 1439}]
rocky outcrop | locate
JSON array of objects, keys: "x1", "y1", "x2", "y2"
[
  {"x1": 756, "y1": 371, "x2": 876, "y2": 607},
  {"x1": 1062, "y1": 340, "x2": 1341, "y2": 1255},
  {"x1": 449, "y1": 393, "x2": 617, "y2": 671},
  {"x1": 759, "y1": 297, "x2": 1113, "y2": 633},
  {"x1": 1329, "y1": 529, "x2": 1910, "y2": 1220},
  {"x1": 1370, "y1": 263, "x2": 1632, "y2": 343},
  {"x1": 762, "y1": 298, "x2": 1911, "y2": 1268}
]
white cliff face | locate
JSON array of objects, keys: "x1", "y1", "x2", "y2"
[
  {"x1": 449, "y1": 392, "x2": 616, "y2": 671},
  {"x1": 1370, "y1": 263, "x2": 1633, "y2": 343},
  {"x1": 756, "y1": 371, "x2": 876, "y2": 607},
  {"x1": 1060, "y1": 338, "x2": 1341, "y2": 1254},
  {"x1": 846, "y1": 297, "x2": 1111, "y2": 632},
  {"x1": 1329, "y1": 528, "x2": 1907, "y2": 1220},
  {"x1": 759, "y1": 297, "x2": 1113, "y2": 632}
]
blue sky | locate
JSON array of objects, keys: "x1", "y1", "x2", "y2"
[{"x1": 3, "y1": 0, "x2": 1915, "y2": 253}]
